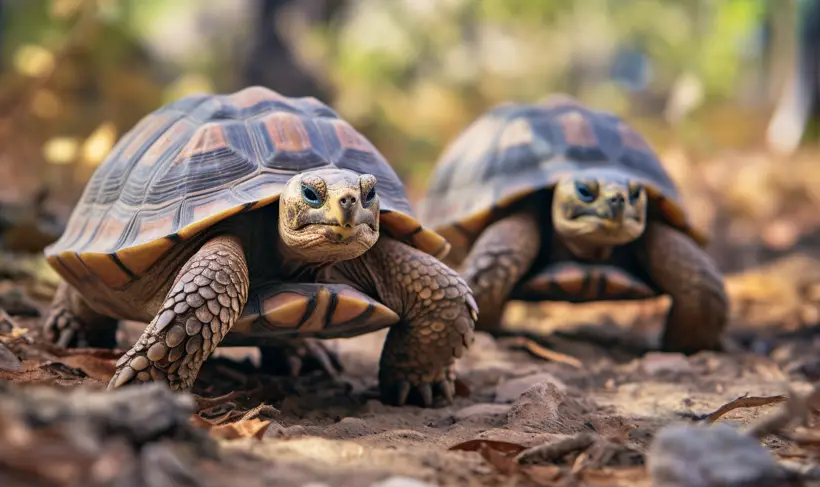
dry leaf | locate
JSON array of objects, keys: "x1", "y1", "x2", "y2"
[
  {"x1": 449, "y1": 439, "x2": 529, "y2": 455},
  {"x1": 208, "y1": 417, "x2": 272, "y2": 440},
  {"x1": 56, "y1": 354, "x2": 116, "y2": 381}
]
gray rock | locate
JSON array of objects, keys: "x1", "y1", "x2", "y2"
[{"x1": 648, "y1": 423, "x2": 791, "y2": 487}]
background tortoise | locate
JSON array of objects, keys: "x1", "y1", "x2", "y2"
[
  {"x1": 43, "y1": 86, "x2": 477, "y2": 407},
  {"x1": 417, "y1": 94, "x2": 727, "y2": 353}
]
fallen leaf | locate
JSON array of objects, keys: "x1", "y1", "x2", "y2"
[
  {"x1": 208, "y1": 417, "x2": 272, "y2": 440},
  {"x1": 449, "y1": 439, "x2": 529, "y2": 455},
  {"x1": 479, "y1": 442, "x2": 519, "y2": 474},
  {"x1": 454, "y1": 378, "x2": 471, "y2": 397},
  {"x1": 56, "y1": 354, "x2": 116, "y2": 381}
]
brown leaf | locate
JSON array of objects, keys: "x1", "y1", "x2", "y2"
[
  {"x1": 208, "y1": 417, "x2": 272, "y2": 440},
  {"x1": 479, "y1": 442, "x2": 519, "y2": 474},
  {"x1": 454, "y1": 377, "x2": 471, "y2": 397},
  {"x1": 56, "y1": 354, "x2": 116, "y2": 381},
  {"x1": 449, "y1": 439, "x2": 529, "y2": 455}
]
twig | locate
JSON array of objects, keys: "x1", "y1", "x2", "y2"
[
  {"x1": 680, "y1": 393, "x2": 787, "y2": 423},
  {"x1": 509, "y1": 336, "x2": 584, "y2": 369}
]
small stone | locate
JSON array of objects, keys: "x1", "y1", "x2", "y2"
[
  {"x1": 165, "y1": 325, "x2": 186, "y2": 347},
  {"x1": 147, "y1": 343, "x2": 168, "y2": 361},
  {"x1": 495, "y1": 373, "x2": 567, "y2": 403},
  {"x1": 648, "y1": 423, "x2": 788, "y2": 487},
  {"x1": 155, "y1": 310, "x2": 176, "y2": 332},
  {"x1": 129, "y1": 355, "x2": 149, "y2": 371},
  {"x1": 186, "y1": 293, "x2": 205, "y2": 308}
]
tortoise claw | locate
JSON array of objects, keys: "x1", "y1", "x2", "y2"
[
  {"x1": 380, "y1": 373, "x2": 458, "y2": 408},
  {"x1": 259, "y1": 339, "x2": 344, "y2": 380}
]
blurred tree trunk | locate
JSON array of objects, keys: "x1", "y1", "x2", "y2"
[{"x1": 243, "y1": 0, "x2": 343, "y2": 100}]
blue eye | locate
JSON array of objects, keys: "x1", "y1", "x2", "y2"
[
  {"x1": 629, "y1": 185, "x2": 643, "y2": 204},
  {"x1": 575, "y1": 182, "x2": 595, "y2": 203},
  {"x1": 301, "y1": 184, "x2": 322, "y2": 206}
]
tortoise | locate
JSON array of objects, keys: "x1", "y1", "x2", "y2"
[
  {"x1": 42, "y1": 86, "x2": 477, "y2": 407},
  {"x1": 417, "y1": 94, "x2": 727, "y2": 353}
]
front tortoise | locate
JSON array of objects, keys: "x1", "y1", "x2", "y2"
[
  {"x1": 43, "y1": 86, "x2": 477, "y2": 407},
  {"x1": 418, "y1": 94, "x2": 727, "y2": 353}
]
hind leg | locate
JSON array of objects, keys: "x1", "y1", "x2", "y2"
[
  {"x1": 460, "y1": 211, "x2": 541, "y2": 333},
  {"x1": 639, "y1": 222, "x2": 728, "y2": 353},
  {"x1": 43, "y1": 281, "x2": 118, "y2": 348},
  {"x1": 259, "y1": 339, "x2": 342, "y2": 379},
  {"x1": 108, "y1": 235, "x2": 249, "y2": 391}
]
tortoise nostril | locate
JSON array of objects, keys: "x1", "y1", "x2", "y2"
[
  {"x1": 350, "y1": 196, "x2": 357, "y2": 204},
  {"x1": 340, "y1": 197, "x2": 347, "y2": 205}
]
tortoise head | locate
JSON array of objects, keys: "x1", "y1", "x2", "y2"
[
  {"x1": 279, "y1": 168, "x2": 380, "y2": 262},
  {"x1": 551, "y1": 169, "x2": 647, "y2": 250}
]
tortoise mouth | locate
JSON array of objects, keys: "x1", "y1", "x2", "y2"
[{"x1": 313, "y1": 223, "x2": 376, "y2": 243}]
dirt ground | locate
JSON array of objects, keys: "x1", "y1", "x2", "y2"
[{"x1": 0, "y1": 249, "x2": 819, "y2": 487}]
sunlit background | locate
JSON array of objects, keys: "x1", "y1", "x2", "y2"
[{"x1": 1, "y1": 0, "x2": 819, "y2": 280}]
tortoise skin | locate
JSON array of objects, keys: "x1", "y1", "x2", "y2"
[
  {"x1": 419, "y1": 94, "x2": 706, "y2": 262},
  {"x1": 46, "y1": 86, "x2": 448, "y2": 291},
  {"x1": 418, "y1": 94, "x2": 728, "y2": 353},
  {"x1": 44, "y1": 87, "x2": 477, "y2": 408}
]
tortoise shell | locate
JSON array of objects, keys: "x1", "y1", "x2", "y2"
[
  {"x1": 45, "y1": 86, "x2": 449, "y2": 290},
  {"x1": 418, "y1": 94, "x2": 706, "y2": 263}
]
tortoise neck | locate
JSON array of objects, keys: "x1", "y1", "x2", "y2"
[{"x1": 554, "y1": 235, "x2": 613, "y2": 262}]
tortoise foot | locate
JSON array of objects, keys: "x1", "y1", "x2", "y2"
[
  {"x1": 43, "y1": 307, "x2": 116, "y2": 349},
  {"x1": 379, "y1": 363, "x2": 456, "y2": 408},
  {"x1": 260, "y1": 339, "x2": 343, "y2": 380}
]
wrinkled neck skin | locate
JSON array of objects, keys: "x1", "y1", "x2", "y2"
[{"x1": 273, "y1": 232, "x2": 339, "y2": 282}]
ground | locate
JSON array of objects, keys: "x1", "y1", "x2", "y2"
[{"x1": 0, "y1": 252, "x2": 819, "y2": 486}]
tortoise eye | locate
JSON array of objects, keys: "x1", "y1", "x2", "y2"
[
  {"x1": 575, "y1": 181, "x2": 596, "y2": 203},
  {"x1": 360, "y1": 174, "x2": 377, "y2": 207},
  {"x1": 364, "y1": 187, "x2": 376, "y2": 206},
  {"x1": 301, "y1": 184, "x2": 322, "y2": 207},
  {"x1": 629, "y1": 184, "x2": 643, "y2": 204}
]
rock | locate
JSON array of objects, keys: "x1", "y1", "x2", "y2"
[
  {"x1": 494, "y1": 372, "x2": 566, "y2": 403},
  {"x1": 505, "y1": 382, "x2": 589, "y2": 434},
  {"x1": 641, "y1": 352, "x2": 694, "y2": 376},
  {"x1": 0, "y1": 342, "x2": 21, "y2": 371},
  {"x1": 370, "y1": 476, "x2": 436, "y2": 487},
  {"x1": 453, "y1": 403, "x2": 511, "y2": 422},
  {"x1": 648, "y1": 423, "x2": 791, "y2": 487}
]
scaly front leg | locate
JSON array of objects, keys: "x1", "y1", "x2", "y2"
[
  {"x1": 639, "y1": 222, "x2": 728, "y2": 354},
  {"x1": 108, "y1": 235, "x2": 249, "y2": 391},
  {"x1": 332, "y1": 236, "x2": 478, "y2": 407}
]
